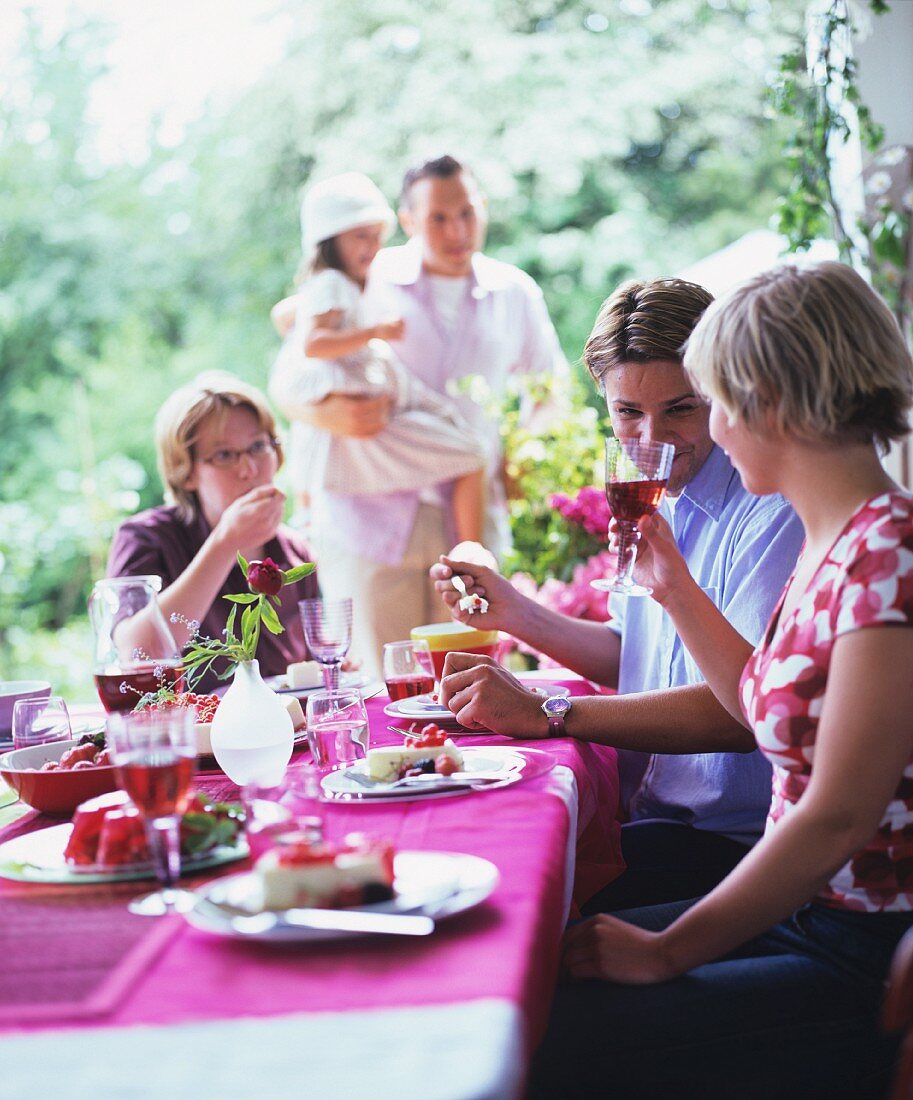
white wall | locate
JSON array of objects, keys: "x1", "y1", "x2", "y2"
[
  {"x1": 852, "y1": 0, "x2": 913, "y2": 147},
  {"x1": 851, "y1": 1, "x2": 913, "y2": 486}
]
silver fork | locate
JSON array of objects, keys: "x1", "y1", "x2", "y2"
[{"x1": 345, "y1": 769, "x2": 503, "y2": 792}]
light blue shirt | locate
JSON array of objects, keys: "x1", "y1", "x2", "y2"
[{"x1": 609, "y1": 444, "x2": 805, "y2": 842}]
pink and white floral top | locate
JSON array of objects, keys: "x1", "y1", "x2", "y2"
[{"x1": 740, "y1": 491, "x2": 913, "y2": 913}]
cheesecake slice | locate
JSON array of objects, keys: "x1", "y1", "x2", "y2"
[
  {"x1": 286, "y1": 660, "x2": 323, "y2": 689},
  {"x1": 366, "y1": 737, "x2": 463, "y2": 782},
  {"x1": 256, "y1": 834, "x2": 395, "y2": 909}
]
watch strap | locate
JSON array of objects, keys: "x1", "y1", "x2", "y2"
[{"x1": 547, "y1": 714, "x2": 566, "y2": 738}]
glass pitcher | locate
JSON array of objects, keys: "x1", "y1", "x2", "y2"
[{"x1": 88, "y1": 576, "x2": 183, "y2": 713}]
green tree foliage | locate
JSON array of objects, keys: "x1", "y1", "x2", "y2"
[{"x1": 1, "y1": 0, "x2": 804, "y2": 693}]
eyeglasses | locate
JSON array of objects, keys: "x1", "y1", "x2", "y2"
[{"x1": 201, "y1": 437, "x2": 278, "y2": 469}]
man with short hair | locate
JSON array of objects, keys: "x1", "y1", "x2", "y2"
[
  {"x1": 286, "y1": 155, "x2": 566, "y2": 674},
  {"x1": 433, "y1": 277, "x2": 806, "y2": 911}
]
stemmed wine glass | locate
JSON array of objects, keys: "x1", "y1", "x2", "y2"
[
  {"x1": 299, "y1": 597, "x2": 353, "y2": 690},
  {"x1": 591, "y1": 437, "x2": 675, "y2": 598},
  {"x1": 106, "y1": 707, "x2": 198, "y2": 916}
]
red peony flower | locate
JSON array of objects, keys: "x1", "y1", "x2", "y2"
[{"x1": 247, "y1": 557, "x2": 284, "y2": 596}]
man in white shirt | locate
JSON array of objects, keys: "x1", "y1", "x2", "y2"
[{"x1": 296, "y1": 156, "x2": 566, "y2": 674}]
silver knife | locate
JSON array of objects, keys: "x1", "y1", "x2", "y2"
[{"x1": 229, "y1": 907, "x2": 435, "y2": 936}]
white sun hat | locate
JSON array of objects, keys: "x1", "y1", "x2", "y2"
[{"x1": 300, "y1": 172, "x2": 397, "y2": 255}]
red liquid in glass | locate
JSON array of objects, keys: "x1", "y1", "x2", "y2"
[
  {"x1": 605, "y1": 478, "x2": 667, "y2": 523},
  {"x1": 94, "y1": 662, "x2": 184, "y2": 713},
  {"x1": 385, "y1": 674, "x2": 435, "y2": 701},
  {"x1": 117, "y1": 751, "x2": 195, "y2": 818}
]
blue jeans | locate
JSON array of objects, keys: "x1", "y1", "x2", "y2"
[
  {"x1": 581, "y1": 820, "x2": 752, "y2": 914},
  {"x1": 528, "y1": 899, "x2": 911, "y2": 1100}
]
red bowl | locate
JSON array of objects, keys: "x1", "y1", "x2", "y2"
[{"x1": 0, "y1": 740, "x2": 118, "y2": 817}]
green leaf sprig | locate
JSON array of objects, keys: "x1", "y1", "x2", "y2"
[{"x1": 177, "y1": 553, "x2": 315, "y2": 687}]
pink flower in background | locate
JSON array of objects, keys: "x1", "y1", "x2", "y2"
[
  {"x1": 507, "y1": 550, "x2": 615, "y2": 667},
  {"x1": 500, "y1": 484, "x2": 618, "y2": 667},
  {"x1": 572, "y1": 552, "x2": 616, "y2": 621},
  {"x1": 549, "y1": 486, "x2": 610, "y2": 539}
]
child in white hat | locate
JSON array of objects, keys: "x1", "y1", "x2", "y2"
[{"x1": 269, "y1": 171, "x2": 486, "y2": 542}]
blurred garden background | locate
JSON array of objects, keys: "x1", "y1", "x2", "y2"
[{"x1": 1, "y1": 0, "x2": 815, "y2": 698}]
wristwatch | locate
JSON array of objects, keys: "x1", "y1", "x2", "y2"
[{"x1": 541, "y1": 694, "x2": 572, "y2": 738}]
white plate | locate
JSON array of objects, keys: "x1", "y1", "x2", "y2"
[
  {"x1": 263, "y1": 672, "x2": 371, "y2": 697},
  {"x1": 0, "y1": 822, "x2": 248, "y2": 885},
  {"x1": 184, "y1": 851, "x2": 499, "y2": 942},
  {"x1": 524, "y1": 683, "x2": 571, "y2": 700},
  {"x1": 321, "y1": 745, "x2": 530, "y2": 802},
  {"x1": 384, "y1": 695, "x2": 477, "y2": 731}
]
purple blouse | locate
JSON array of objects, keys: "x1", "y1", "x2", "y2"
[{"x1": 107, "y1": 505, "x2": 319, "y2": 692}]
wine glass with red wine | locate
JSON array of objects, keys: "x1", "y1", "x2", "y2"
[
  {"x1": 106, "y1": 707, "x2": 198, "y2": 916},
  {"x1": 591, "y1": 437, "x2": 675, "y2": 597}
]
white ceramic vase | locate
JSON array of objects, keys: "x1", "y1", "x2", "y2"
[{"x1": 209, "y1": 659, "x2": 293, "y2": 787}]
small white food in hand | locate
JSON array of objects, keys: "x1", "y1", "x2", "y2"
[
  {"x1": 451, "y1": 574, "x2": 489, "y2": 615},
  {"x1": 458, "y1": 592, "x2": 489, "y2": 614}
]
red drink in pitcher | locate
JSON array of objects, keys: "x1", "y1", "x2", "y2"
[{"x1": 94, "y1": 661, "x2": 184, "y2": 713}]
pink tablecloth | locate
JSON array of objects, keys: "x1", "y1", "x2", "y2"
[{"x1": 0, "y1": 676, "x2": 623, "y2": 1057}]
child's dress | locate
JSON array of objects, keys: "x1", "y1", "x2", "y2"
[{"x1": 269, "y1": 268, "x2": 485, "y2": 499}]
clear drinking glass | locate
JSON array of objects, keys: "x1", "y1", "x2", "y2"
[
  {"x1": 591, "y1": 437, "x2": 675, "y2": 598},
  {"x1": 299, "y1": 597, "x2": 353, "y2": 690},
  {"x1": 305, "y1": 689, "x2": 369, "y2": 773},
  {"x1": 382, "y1": 640, "x2": 435, "y2": 701},
  {"x1": 12, "y1": 696, "x2": 72, "y2": 750},
  {"x1": 106, "y1": 707, "x2": 198, "y2": 916},
  {"x1": 244, "y1": 768, "x2": 324, "y2": 859}
]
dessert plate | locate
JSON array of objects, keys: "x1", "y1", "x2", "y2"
[
  {"x1": 263, "y1": 672, "x2": 371, "y2": 697},
  {"x1": 321, "y1": 746, "x2": 551, "y2": 802},
  {"x1": 383, "y1": 696, "x2": 471, "y2": 730},
  {"x1": 184, "y1": 850, "x2": 499, "y2": 943},
  {"x1": 0, "y1": 823, "x2": 248, "y2": 885}
]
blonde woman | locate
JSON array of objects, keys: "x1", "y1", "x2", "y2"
[
  {"x1": 107, "y1": 371, "x2": 318, "y2": 690},
  {"x1": 532, "y1": 263, "x2": 913, "y2": 1099}
]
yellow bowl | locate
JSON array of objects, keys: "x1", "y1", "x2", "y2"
[{"x1": 410, "y1": 622, "x2": 499, "y2": 678}]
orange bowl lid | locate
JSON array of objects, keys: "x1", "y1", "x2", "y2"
[{"x1": 410, "y1": 621, "x2": 499, "y2": 651}]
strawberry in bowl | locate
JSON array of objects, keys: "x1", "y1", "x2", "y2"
[
  {"x1": 140, "y1": 690, "x2": 305, "y2": 757},
  {"x1": 141, "y1": 691, "x2": 221, "y2": 755},
  {"x1": 0, "y1": 737, "x2": 119, "y2": 816}
]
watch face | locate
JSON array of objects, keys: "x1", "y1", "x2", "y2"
[{"x1": 542, "y1": 695, "x2": 571, "y2": 718}]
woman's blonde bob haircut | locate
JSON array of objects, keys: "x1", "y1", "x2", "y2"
[
  {"x1": 684, "y1": 261, "x2": 913, "y2": 453},
  {"x1": 155, "y1": 371, "x2": 284, "y2": 522}
]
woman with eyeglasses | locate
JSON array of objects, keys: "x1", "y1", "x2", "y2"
[{"x1": 107, "y1": 371, "x2": 319, "y2": 690}]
